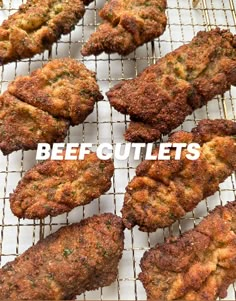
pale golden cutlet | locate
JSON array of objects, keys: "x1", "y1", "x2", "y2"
[
  {"x1": 0, "y1": 92, "x2": 69, "y2": 155},
  {"x1": 139, "y1": 200, "x2": 236, "y2": 301},
  {"x1": 0, "y1": 0, "x2": 92, "y2": 64},
  {"x1": 81, "y1": 0, "x2": 167, "y2": 56},
  {"x1": 0, "y1": 213, "x2": 124, "y2": 300},
  {"x1": 8, "y1": 58, "x2": 103, "y2": 125},
  {"x1": 107, "y1": 28, "x2": 236, "y2": 142},
  {"x1": 122, "y1": 119, "x2": 236, "y2": 232},
  {"x1": 10, "y1": 149, "x2": 114, "y2": 219}
]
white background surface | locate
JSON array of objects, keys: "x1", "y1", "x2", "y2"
[{"x1": 0, "y1": 0, "x2": 236, "y2": 299}]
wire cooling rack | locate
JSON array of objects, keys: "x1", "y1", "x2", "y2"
[{"x1": 0, "y1": 0, "x2": 236, "y2": 300}]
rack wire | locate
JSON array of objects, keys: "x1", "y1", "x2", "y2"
[{"x1": 0, "y1": 0, "x2": 235, "y2": 300}]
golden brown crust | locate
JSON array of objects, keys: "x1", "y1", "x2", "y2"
[
  {"x1": 0, "y1": 58, "x2": 101, "y2": 155},
  {"x1": 0, "y1": 213, "x2": 124, "y2": 300},
  {"x1": 139, "y1": 201, "x2": 236, "y2": 301},
  {"x1": 107, "y1": 28, "x2": 236, "y2": 142},
  {"x1": 0, "y1": 0, "x2": 88, "y2": 64},
  {"x1": 81, "y1": 0, "x2": 167, "y2": 56},
  {"x1": 10, "y1": 150, "x2": 114, "y2": 219},
  {"x1": 0, "y1": 92, "x2": 69, "y2": 155},
  {"x1": 8, "y1": 58, "x2": 103, "y2": 125},
  {"x1": 122, "y1": 119, "x2": 236, "y2": 232}
]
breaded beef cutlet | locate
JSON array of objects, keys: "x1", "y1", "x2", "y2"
[
  {"x1": 107, "y1": 28, "x2": 236, "y2": 142},
  {"x1": 8, "y1": 58, "x2": 103, "y2": 125},
  {"x1": 0, "y1": 0, "x2": 90, "y2": 64},
  {"x1": 0, "y1": 92, "x2": 69, "y2": 155},
  {"x1": 122, "y1": 119, "x2": 236, "y2": 232},
  {"x1": 0, "y1": 58, "x2": 102, "y2": 155},
  {"x1": 10, "y1": 149, "x2": 114, "y2": 219},
  {"x1": 81, "y1": 0, "x2": 167, "y2": 56},
  {"x1": 139, "y1": 200, "x2": 236, "y2": 300},
  {"x1": 0, "y1": 213, "x2": 124, "y2": 300}
]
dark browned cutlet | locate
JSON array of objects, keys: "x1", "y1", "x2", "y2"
[
  {"x1": 0, "y1": 92, "x2": 69, "y2": 155},
  {"x1": 122, "y1": 119, "x2": 236, "y2": 232},
  {"x1": 0, "y1": 58, "x2": 102, "y2": 155},
  {"x1": 0, "y1": 213, "x2": 124, "y2": 300},
  {"x1": 81, "y1": 0, "x2": 167, "y2": 56},
  {"x1": 8, "y1": 58, "x2": 103, "y2": 125},
  {"x1": 139, "y1": 200, "x2": 236, "y2": 300},
  {"x1": 107, "y1": 28, "x2": 236, "y2": 142},
  {"x1": 0, "y1": 0, "x2": 91, "y2": 64},
  {"x1": 10, "y1": 149, "x2": 114, "y2": 219}
]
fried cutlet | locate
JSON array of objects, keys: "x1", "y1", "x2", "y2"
[
  {"x1": 10, "y1": 149, "x2": 114, "y2": 219},
  {"x1": 0, "y1": 92, "x2": 69, "y2": 155},
  {"x1": 122, "y1": 119, "x2": 236, "y2": 232},
  {"x1": 107, "y1": 28, "x2": 236, "y2": 142},
  {"x1": 81, "y1": 0, "x2": 167, "y2": 56},
  {"x1": 0, "y1": 0, "x2": 90, "y2": 64},
  {"x1": 0, "y1": 213, "x2": 124, "y2": 300},
  {"x1": 8, "y1": 58, "x2": 103, "y2": 125},
  {"x1": 139, "y1": 200, "x2": 236, "y2": 300},
  {"x1": 0, "y1": 58, "x2": 102, "y2": 155}
]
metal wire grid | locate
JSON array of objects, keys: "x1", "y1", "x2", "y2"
[{"x1": 0, "y1": 0, "x2": 236, "y2": 300}]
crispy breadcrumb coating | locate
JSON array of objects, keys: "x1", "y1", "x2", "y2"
[
  {"x1": 8, "y1": 58, "x2": 103, "y2": 125},
  {"x1": 0, "y1": 92, "x2": 69, "y2": 155},
  {"x1": 10, "y1": 149, "x2": 114, "y2": 219},
  {"x1": 0, "y1": 0, "x2": 89, "y2": 64},
  {"x1": 107, "y1": 28, "x2": 236, "y2": 142},
  {"x1": 0, "y1": 58, "x2": 102, "y2": 155},
  {"x1": 0, "y1": 213, "x2": 124, "y2": 300},
  {"x1": 139, "y1": 201, "x2": 236, "y2": 300},
  {"x1": 81, "y1": 0, "x2": 167, "y2": 56},
  {"x1": 122, "y1": 119, "x2": 236, "y2": 232}
]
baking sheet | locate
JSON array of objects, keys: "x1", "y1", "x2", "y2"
[{"x1": 0, "y1": 0, "x2": 236, "y2": 300}]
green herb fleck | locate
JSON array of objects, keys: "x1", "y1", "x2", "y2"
[
  {"x1": 29, "y1": 279, "x2": 36, "y2": 288},
  {"x1": 63, "y1": 248, "x2": 73, "y2": 257},
  {"x1": 174, "y1": 67, "x2": 179, "y2": 72},
  {"x1": 96, "y1": 242, "x2": 102, "y2": 248},
  {"x1": 99, "y1": 163, "x2": 106, "y2": 172},
  {"x1": 103, "y1": 250, "x2": 110, "y2": 258},
  {"x1": 80, "y1": 89, "x2": 90, "y2": 96},
  {"x1": 47, "y1": 273, "x2": 54, "y2": 280},
  {"x1": 218, "y1": 241, "x2": 225, "y2": 247},
  {"x1": 169, "y1": 213, "x2": 176, "y2": 220},
  {"x1": 43, "y1": 204, "x2": 52, "y2": 211},
  {"x1": 79, "y1": 236, "x2": 85, "y2": 243},
  {"x1": 187, "y1": 88, "x2": 195, "y2": 100},
  {"x1": 177, "y1": 56, "x2": 184, "y2": 63},
  {"x1": 72, "y1": 190, "x2": 77, "y2": 197},
  {"x1": 105, "y1": 219, "x2": 112, "y2": 230},
  {"x1": 185, "y1": 184, "x2": 191, "y2": 190},
  {"x1": 32, "y1": 184, "x2": 38, "y2": 190}
]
